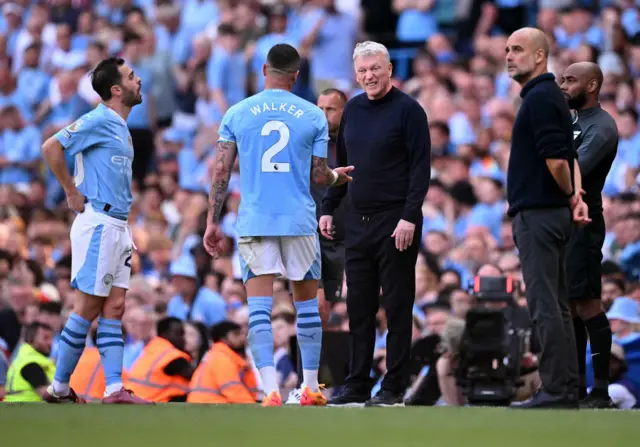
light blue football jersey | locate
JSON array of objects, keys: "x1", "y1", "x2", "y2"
[
  {"x1": 54, "y1": 104, "x2": 134, "y2": 219},
  {"x1": 218, "y1": 89, "x2": 329, "y2": 237}
]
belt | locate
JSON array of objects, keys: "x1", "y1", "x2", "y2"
[
  {"x1": 103, "y1": 203, "x2": 127, "y2": 221},
  {"x1": 83, "y1": 197, "x2": 127, "y2": 221}
]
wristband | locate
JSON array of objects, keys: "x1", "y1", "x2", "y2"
[{"x1": 329, "y1": 169, "x2": 339, "y2": 186}]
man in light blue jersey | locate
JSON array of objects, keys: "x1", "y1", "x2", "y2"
[
  {"x1": 203, "y1": 44, "x2": 354, "y2": 407},
  {"x1": 40, "y1": 57, "x2": 150, "y2": 405}
]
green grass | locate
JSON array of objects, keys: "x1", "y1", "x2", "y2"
[{"x1": 0, "y1": 404, "x2": 636, "y2": 447}]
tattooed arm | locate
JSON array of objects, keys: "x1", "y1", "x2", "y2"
[
  {"x1": 311, "y1": 156, "x2": 338, "y2": 186},
  {"x1": 208, "y1": 140, "x2": 238, "y2": 224}
]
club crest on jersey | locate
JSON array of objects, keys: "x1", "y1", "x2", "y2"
[
  {"x1": 102, "y1": 274, "x2": 114, "y2": 288},
  {"x1": 67, "y1": 119, "x2": 83, "y2": 133}
]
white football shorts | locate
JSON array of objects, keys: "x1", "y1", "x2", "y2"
[
  {"x1": 70, "y1": 205, "x2": 133, "y2": 297},
  {"x1": 237, "y1": 235, "x2": 321, "y2": 283}
]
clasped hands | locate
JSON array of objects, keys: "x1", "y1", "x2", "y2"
[{"x1": 570, "y1": 189, "x2": 591, "y2": 227}]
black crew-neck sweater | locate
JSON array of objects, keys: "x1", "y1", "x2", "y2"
[
  {"x1": 321, "y1": 87, "x2": 431, "y2": 224},
  {"x1": 507, "y1": 73, "x2": 576, "y2": 217}
]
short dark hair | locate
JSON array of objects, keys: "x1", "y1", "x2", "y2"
[
  {"x1": 88, "y1": 41, "x2": 107, "y2": 54},
  {"x1": 157, "y1": 317, "x2": 183, "y2": 338},
  {"x1": 91, "y1": 57, "x2": 125, "y2": 101},
  {"x1": 39, "y1": 301, "x2": 62, "y2": 316},
  {"x1": 123, "y1": 31, "x2": 142, "y2": 46},
  {"x1": 210, "y1": 321, "x2": 242, "y2": 343},
  {"x1": 266, "y1": 43, "x2": 300, "y2": 74},
  {"x1": 217, "y1": 23, "x2": 236, "y2": 36},
  {"x1": 24, "y1": 322, "x2": 53, "y2": 344},
  {"x1": 319, "y1": 88, "x2": 347, "y2": 104},
  {"x1": 429, "y1": 121, "x2": 450, "y2": 135}
]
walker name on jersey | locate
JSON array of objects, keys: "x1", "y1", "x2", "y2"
[{"x1": 250, "y1": 102, "x2": 304, "y2": 119}]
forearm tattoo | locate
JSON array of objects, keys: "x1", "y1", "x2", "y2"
[
  {"x1": 311, "y1": 156, "x2": 332, "y2": 185},
  {"x1": 209, "y1": 140, "x2": 237, "y2": 224}
]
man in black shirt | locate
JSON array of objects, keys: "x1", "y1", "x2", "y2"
[
  {"x1": 505, "y1": 28, "x2": 588, "y2": 409},
  {"x1": 560, "y1": 62, "x2": 618, "y2": 409},
  {"x1": 321, "y1": 41, "x2": 431, "y2": 407}
]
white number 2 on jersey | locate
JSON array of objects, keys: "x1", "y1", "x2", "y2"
[{"x1": 261, "y1": 120, "x2": 290, "y2": 173}]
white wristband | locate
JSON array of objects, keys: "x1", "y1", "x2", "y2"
[{"x1": 329, "y1": 169, "x2": 339, "y2": 186}]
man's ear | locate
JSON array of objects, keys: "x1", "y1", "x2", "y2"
[{"x1": 587, "y1": 78, "x2": 598, "y2": 93}]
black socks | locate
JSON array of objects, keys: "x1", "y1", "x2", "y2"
[{"x1": 584, "y1": 312, "x2": 613, "y2": 393}]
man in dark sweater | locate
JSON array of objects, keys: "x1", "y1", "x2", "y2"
[
  {"x1": 320, "y1": 41, "x2": 431, "y2": 407},
  {"x1": 560, "y1": 62, "x2": 619, "y2": 409},
  {"x1": 505, "y1": 28, "x2": 588, "y2": 409}
]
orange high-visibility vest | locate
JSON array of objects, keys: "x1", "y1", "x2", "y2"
[
  {"x1": 187, "y1": 342, "x2": 258, "y2": 404},
  {"x1": 70, "y1": 347, "x2": 104, "y2": 402},
  {"x1": 124, "y1": 337, "x2": 191, "y2": 402}
]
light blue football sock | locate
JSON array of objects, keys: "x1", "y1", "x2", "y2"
[
  {"x1": 294, "y1": 298, "x2": 322, "y2": 390},
  {"x1": 248, "y1": 296, "x2": 280, "y2": 394},
  {"x1": 247, "y1": 297, "x2": 274, "y2": 369},
  {"x1": 52, "y1": 313, "x2": 91, "y2": 394},
  {"x1": 97, "y1": 317, "x2": 124, "y2": 395}
]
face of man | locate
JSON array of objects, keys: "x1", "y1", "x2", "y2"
[
  {"x1": 167, "y1": 321, "x2": 186, "y2": 352},
  {"x1": 317, "y1": 92, "x2": 345, "y2": 138},
  {"x1": 505, "y1": 32, "x2": 544, "y2": 84},
  {"x1": 560, "y1": 65, "x2": 596, "y2": 110},
  {"x1": 116, "y1": 64, "x2": 142, "y2": 107},
  {"x1": 225, "y1": 329, "x2": 247, "y2": 356},
  {"x1": 354, "y1": 53, "x2": 392, "y2": 100},
  {"x1": 34, "y1": 326, "x2": 54, "y2": 357}
]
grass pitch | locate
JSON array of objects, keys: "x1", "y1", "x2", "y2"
[{"x1": 0, "y1": 404, "x2": 636, "y2": 447}]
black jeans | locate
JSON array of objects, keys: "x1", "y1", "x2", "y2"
[
  {"x1": 512, "y1": 207, "x2": 578, "y2": 397},
  {"x1": 344, "y1": 208, "x2": 422, "y2": 394}
]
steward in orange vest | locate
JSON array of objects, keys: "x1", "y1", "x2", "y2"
[
  {"x1": 188, "y1": 321, "x2": 258, "y2": 404},
  {"x1": 125, "y1": 317, "x2": 193, "y2": 402}
]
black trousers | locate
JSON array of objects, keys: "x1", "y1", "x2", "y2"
[
  {"x1": 512, "y1": 207, "x2": 578, "y2": 396},
  {"x1": 344, "y1": 208, "x2": 422, "y2": 394}
]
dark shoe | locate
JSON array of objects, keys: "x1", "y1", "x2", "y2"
[
  {"x1": 43, "y1": 386, "x2": 86, "y2": 404},
  {"x1": 102, "y1": 388, "x2": 154, "y2": 405},
  {"x1": 327, "y1": 386, "x2": 369, "y2": 407},
  {"x1": 365, "y1": 389, "x2": 405, "y2": 408},
  {"x1": 511, "y1": 390, "x2": 577, "y2": 409},
  {"x1": 580, "y1": 393, "x2": 616, "y2": 409}
]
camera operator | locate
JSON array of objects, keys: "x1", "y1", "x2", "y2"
[{"x1": 438, "y1": 263, "x2": 541, "y2": 406}]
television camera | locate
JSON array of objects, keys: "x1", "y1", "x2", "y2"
[{"x1": 453, "y1": 275, "x2": 532, "y2": 406}]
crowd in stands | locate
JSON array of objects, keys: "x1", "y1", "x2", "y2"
[{"x1": 1, "y1": 0, "x2": 640, "y2": 405}]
